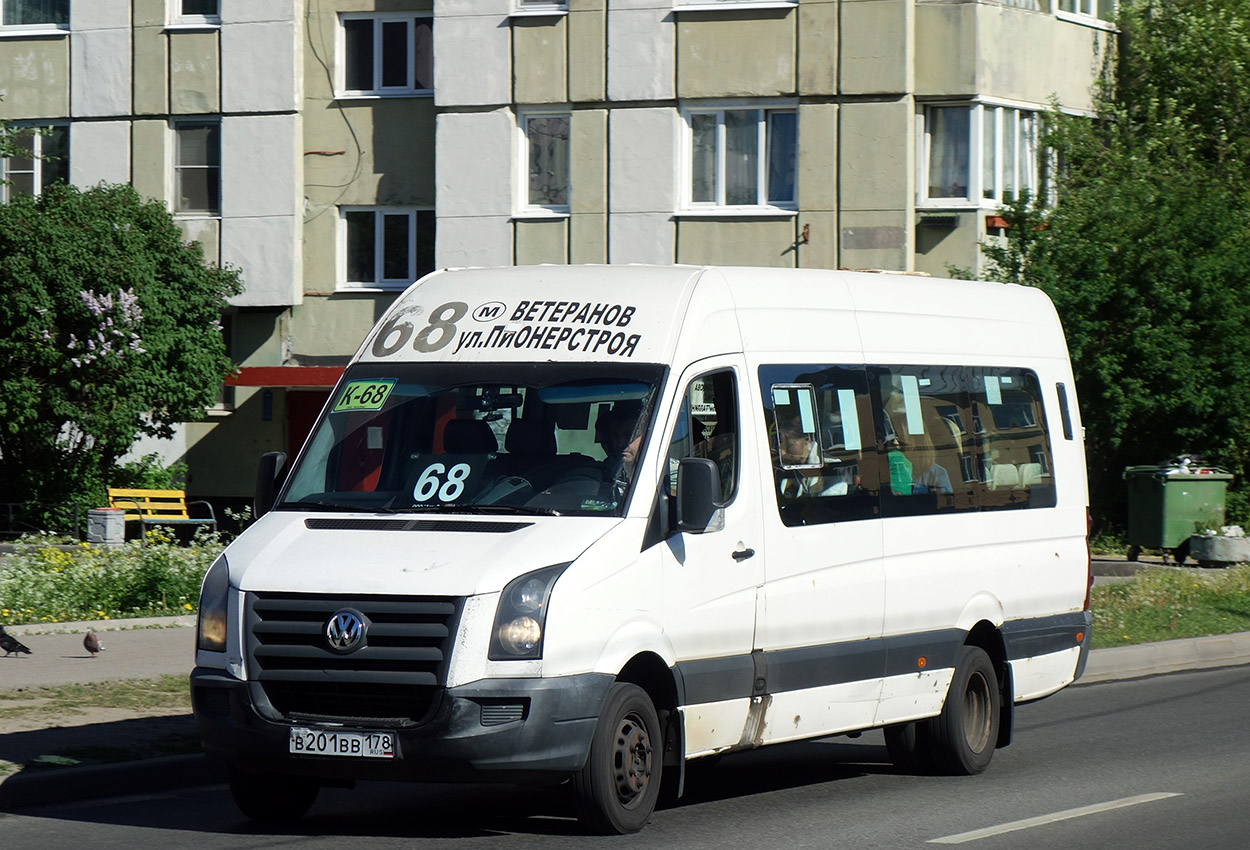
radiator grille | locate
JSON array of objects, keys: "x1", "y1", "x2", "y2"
[{"x1": 245, "y1": 592, "x2": 462, "y2": 724}]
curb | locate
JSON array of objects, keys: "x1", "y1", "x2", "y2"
[
  {"x1": 1079, "y1": 631, "x2": 1250, "y2": 684},
  {"x1": 0, "y1": 753, "x2": 215, "y2": 810}
]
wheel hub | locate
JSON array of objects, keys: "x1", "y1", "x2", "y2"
[{"x1": 612, "y1": 712, "x2": 653, "y2": 803}]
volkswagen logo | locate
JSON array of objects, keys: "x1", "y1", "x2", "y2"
[{"x1": 324, "y1": 609, "x2": 367, "y2": 653}]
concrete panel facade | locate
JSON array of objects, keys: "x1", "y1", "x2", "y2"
[
  {"x1": 434, "y1": 9, "x2": 511, "y2": 106},
  {"x1": 0, "y1": 38, "x2": 69, "y2": 118},
  {"x1": 676, "y1": 9, "x2": 795, "y2": 98},
  {"x1": 677, "y1": 218, "x2": 798, "y2": 268},
  {"x1": 569, "y1": 6, "x2": 606, "y2": 102},
  {"x1": 132, "y1": 23, "x2": 169, "y2": 115},
  {"x1": 70, "y1": 12, "x2": 131, "y2": 117},
  {"x1": 514, "y1": 17, "x2": 568, "y2": 104},
  {"x1": 606, "y1": 6, "x2": 674, "y2": 101},
  {"x1": 170, "y1": 31, "x2": 221, "y2": 115},
  {"x1": 798, "y1": 0, "x2": 838, "y2": 95},
  {"x1": 840, "y1": 0, "x2": 911, "y2": 95},
  {"x1": 222, "y1": 19, "x2": 300, "y2": 114},
  {"x1": 516, "y1": 219, "x2": 569, "y2": 264},
  {"x1": 130, "y1": 118, "x2": 168, "y2": 202},
  {"x1": 70, "y1": 120, "x2": 131, "y2": 186},
  {"x1": 223, "y1": 214, "x2": 301, "y2": 307}
]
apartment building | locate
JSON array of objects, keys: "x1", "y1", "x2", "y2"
[{"x1": 0, "y1": 0, "x2": 1110, "y2": 508}]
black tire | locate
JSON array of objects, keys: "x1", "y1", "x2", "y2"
[
  {"x1": 228, "y1": 768, "x2": 320, "y2": 822},
  {"x1": 572, "y1": 682, "x2": 662, "y2": 834},
  {"x1": 884, "y1": 720, "x2": 936, "y2": 774},
  {"x1": 929, "y1": 645, "x2": 1000, "y2": 775}
]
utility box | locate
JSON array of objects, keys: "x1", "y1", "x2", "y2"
[
  {"x1": 86, "y1": 507, "x2": 125, "y2": 545},
  {"x1": 1124, "y1": 464, "x2": 1232, "y2": 561}
]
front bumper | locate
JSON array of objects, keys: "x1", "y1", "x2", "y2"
[{"x1": 191, "y1": 667, "x2": 614, "y2": 784}]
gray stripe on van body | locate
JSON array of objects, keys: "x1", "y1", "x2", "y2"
[
  {"x1": 1001, "y1": 611, "x2": 1091, "y2": 661},
  {"x1": 674, "y1": 614, "x2": 1087, "y2": 707}
]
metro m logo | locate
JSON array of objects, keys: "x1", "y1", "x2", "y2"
[{"x1": 472, "y1": 302, "x2": 507, "y2": 322}]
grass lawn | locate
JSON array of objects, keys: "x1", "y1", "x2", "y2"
[{"x1": 1091, "y1": 563, "x2": 1250, "y2": 648}]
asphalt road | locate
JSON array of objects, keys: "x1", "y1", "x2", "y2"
[{"x1": 3, "y1": 665, "x2": 1248, "y2": 849}]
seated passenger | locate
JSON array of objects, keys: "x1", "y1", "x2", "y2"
[{"x1": 777, "y1": 418, "x2": 849, "y2": 498}]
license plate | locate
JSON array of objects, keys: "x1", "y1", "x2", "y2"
[{"x1": 289, "y1": 727, "x2": 395, "y2": 759}]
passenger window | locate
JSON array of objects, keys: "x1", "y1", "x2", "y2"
[
  {"x1": 871, "y1": 366, "x2": 972, "y2": 517},
  {"x1": 870, "y1": 365, "x2": 1057, "y2": 515},
  {"x1": 667, "y1": 370, "x2": 738, "y2": 503},
  {"x1": 760, "y1": 365, "x2": 878, "y2": 527},
  {"x1": 972, "y1": 368, "x2": 1056, "y2": 509}
]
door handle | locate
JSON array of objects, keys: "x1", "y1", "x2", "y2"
[{"x1": 731, "y1": 547, "x2": 755, "y2": 562}]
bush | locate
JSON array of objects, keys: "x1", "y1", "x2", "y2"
[{"x1": 0, "y1": 532, "x2": 220, "y2": 625}]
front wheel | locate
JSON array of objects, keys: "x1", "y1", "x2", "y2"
[
  {"x1": 929, "y1": 645, "x2": 1000, "y2": 775},
  {"x1": 572, "y1": 682, "x2": 662, "y2": 834},
  {"x1": 228, "y1": 768, "x2": 320, "y2": 822}
]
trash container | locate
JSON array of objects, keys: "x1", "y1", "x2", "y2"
[
  {"x1": 1123, "y1": 462, "x2": 1233, "y2": 563},
  {"x1": 86, "y1": 507, "x2": 125, "y2": 545}
]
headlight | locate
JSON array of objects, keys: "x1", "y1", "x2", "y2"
[
  {"x1": 197, "y1": 554, "x2": 230, "y2": 653},
  {"x1": 488, "y1": 564, "x2": 568, "y2": 661}
]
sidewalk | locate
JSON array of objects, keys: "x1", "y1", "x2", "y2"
[{"x1": 1, "y1": 558, "x2": 1248, "y2": 811}]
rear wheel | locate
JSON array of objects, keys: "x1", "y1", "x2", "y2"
[
  {"x1": 929, "y1": 645, "x2": 1000, "y2": 775},
  {"x1": 572, "y1": 682, "x2": 662, "y2": 834},
  {"x1": 228, "y1": 768, "x2": 320, "y2": 822}
]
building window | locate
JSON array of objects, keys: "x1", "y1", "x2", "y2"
[
  {"x1": 920, "y1": 104, "x2": 1042, "y2": 207},
  {"x1": 341, "y1": 207, "x2": 435, "y2": 290},
  {"x1": 173, "y1": 0, "x2": 220, "y2": 25},
  {"x1": 514, "y1": 0, "x2": 567, "y2": 12},
  {"x1": 1057, "y1": 0, "x2": 1115, "y2": 24},
  {"x1": 684, "y1": 106, "x2": 797, "y2": 209},
  {"x1": 174, "y1": 120, "x2": 220, "y2": 216},
  {"x1": 520, "y1": 112, "x2": 570, "y2": 213},
  {"x1": 0, "y1": 0, "x2": 68, "y2": 27},
  {"x1": 0, "y1": 124, "x2": 67, "y2": 202},
  {"x1": 340, "y1": 14, "x2": 433, "y2": 96}
]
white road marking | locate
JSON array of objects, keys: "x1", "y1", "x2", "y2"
[{"x1": 928, "y1": 792, "x2": 1184, "y2": 844}]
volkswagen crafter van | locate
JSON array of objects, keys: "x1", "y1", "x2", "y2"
[{"x1": 192, "y1": 264, "x2": 1091, "y2": 833}]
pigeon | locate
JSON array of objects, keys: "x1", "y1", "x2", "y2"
[
  {"x1": 84, "y1": 629, "x2": 104, "y2": 658},
  {"x1": 0, "y1": 625, "x2": 32, "y2": 657}
]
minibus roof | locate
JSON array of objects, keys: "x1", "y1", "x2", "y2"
[{"x1": 355, "y1": 265, "x2": 1065, "y2": 368}]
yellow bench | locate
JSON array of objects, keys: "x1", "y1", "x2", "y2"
[{"x1": 106, "y1": 488, "x2": 218, "y2": 540}]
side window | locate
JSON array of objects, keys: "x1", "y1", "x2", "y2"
[
  {"x1": 760, "y1": 365, "x2": 877, "y2": 527},
  {"x1": 972, "y1": 368, "x2": 1056, "y2": 509},
  {"x1": 667, "y1": 370, "x2": 738, "y2": 503},
  {"x1": 871, "y1": 366, "x2": 972, "y2": 517}
]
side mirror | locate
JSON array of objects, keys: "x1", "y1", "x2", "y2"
[
  {"x1": 676, "y1": 457, "x2": 725, "y2": 533},
  {"x1": 254, "y1": 451, "x2": 288, "y2": 519}
]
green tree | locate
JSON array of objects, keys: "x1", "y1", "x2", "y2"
[
  {"x1": 0, "y1": 183, "x2": 241, "y2": 528},
  {"x1": 978, "y1": 0, "x2": 1250, "y2": 530}
]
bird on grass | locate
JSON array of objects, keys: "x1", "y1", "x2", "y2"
[
  {"x1": 84, "y1": 629, "x2": 104, "y2": 658},
  {"x1": 0, "y1": 625, "x2": 32, "y2": 657}
]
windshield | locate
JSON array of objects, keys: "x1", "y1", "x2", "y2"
[{"x1": 280, "y1": 362, "x2": 666, "y2": 517}]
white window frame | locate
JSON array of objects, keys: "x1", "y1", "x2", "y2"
[
  {"x1": 674, "y1": 0, "x2": 797, "y2": 11},
  {"x1": 1055, "y1": 0, "x2": 1116, "y2": 28},
  {"x1": 516, "y1": 110, "x2": 571, "y2": 217},
  {"x1": 679, "y1": 102, "x2": 798, "y2": 215},
  {"x1": 0, "y1": 0, "x2": 68, "y2": 32},
  {"x1": 337, "y1": 12, "x2": 434, "y2": 98},
  {"x1": 338, "y1": 206, "x2": 426, "y2": 292},
  {"x1": 512, "y1": 0, "x2": 568, "y2": 16},
  {"x1": 917, "y1": 102, "x2": 1043, "y2": 209},
  {"x1": 172, "y1": 118, "x2": 221, "y2": 218},
  {"x1": 0, "y1": 122, "x2": 67, "y2": 202},
  {"x1": 169, "y1": 0, "x2": 220, "y2": 27}
]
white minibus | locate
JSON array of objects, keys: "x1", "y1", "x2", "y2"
[{"x1": 192, "y1": 264, "x2": 1091, "y2": 833}]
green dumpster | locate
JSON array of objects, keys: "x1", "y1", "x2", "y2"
[{"x1": 1123, "y1": 464, "x2": 1233, "y2": 562}]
